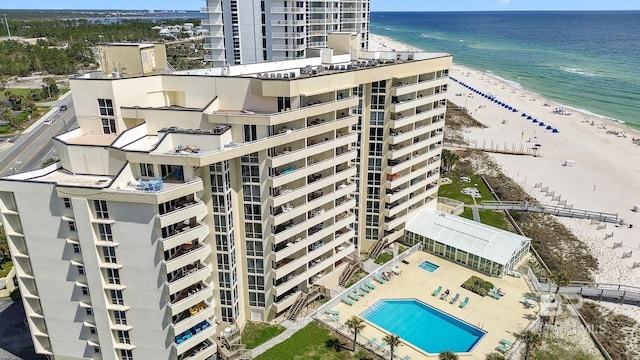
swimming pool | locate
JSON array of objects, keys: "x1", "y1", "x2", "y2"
[
  {"x1": 419, "y1": 260, "x2": 440, "y2": 272},
  {"x1": 360, "y1": 299, "x2": 485, "y2": 354}
]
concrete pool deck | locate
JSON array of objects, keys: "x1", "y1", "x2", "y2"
[{"x1": 323, "y1": 251, "x2": 538, "y2": 359}]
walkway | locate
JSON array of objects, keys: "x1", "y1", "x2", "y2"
[
  {"x1": 540, "y1": 282, "x2": 640, "y2": 306},
  {"x1": 479, "y1": 200, "x2": 624, "y2": 224},
  {"x1": 471, "y1": 206, "x2": 481, "y2": 222}
]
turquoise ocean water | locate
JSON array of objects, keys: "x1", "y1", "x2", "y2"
[{"x1": 371, "y1": 11, "x2": 640, "y2": 129}]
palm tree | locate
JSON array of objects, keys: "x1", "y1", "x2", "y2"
[
  {"x1": 550, "y1": 270, "x2": 570, "y2": 324},
  {"x1": 439, "y1": 350, "x2": 459, "y2": 360},
  {"x1": 518, "y1": 330, "x2": 542, "y2": 360},
  {"x1": 383, "y1": 334, "x2": 401, "y2": 360},
  {"x1": 441, "y1": 149, "x2": 460, "y2": 173},
  {"x1": 345, "y1": 316, "x2": 366, "y2": 352},
  {"x1": 485, "y1": 353, "x2": 506, "y2": 360}
]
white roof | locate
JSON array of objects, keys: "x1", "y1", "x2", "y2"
[{"x1": 405, "y1": 209, "x2": 530, "y2": 265}]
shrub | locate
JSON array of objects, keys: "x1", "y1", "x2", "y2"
[{"x1": 461, "y1": 275, "x2": 494, "y2": 297}]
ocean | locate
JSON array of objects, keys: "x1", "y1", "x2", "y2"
[{"x1": 370, "y1": 11, "x2": 640, "y2": 129}]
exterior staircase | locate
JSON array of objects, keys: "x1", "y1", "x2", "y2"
[
  {"x1": 338, "y1": 259, "x2": 361, "y2": 287},
  {"x1": 286, "y1": 285, "x2": 328, "y2": 321},
  {"x1": 217, "y1": 326, "x2": 251, "y2": 360},
  {"x1": 369, "y1": 237, "x2": 388, "y2": 262}
]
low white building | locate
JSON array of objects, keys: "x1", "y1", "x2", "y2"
[{"x1": 404, "y1": 210, "x2": 531, "y2": 277}]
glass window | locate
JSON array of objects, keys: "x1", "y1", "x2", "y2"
[
  {"x1": 68, "y1": 221, "x2": 76, "y2": 232},
  {"x1": 139, "y1": 163, "x2": 154, "y2": 177},
  {"x1": 97, "y1": 99, "x2": 114, "y2": 116},
  {"x1": 101, "y1": 118, "x2": 116, "y2": 134},
  {"x1": 63, "y1": 197, "x2": 72, "y2": 208},
  {"x1": 98, "y1": 223, "x2": 113, "y2": 242},
  {"x1": 94, "y1": 200, "x2": 108, "y2": 219}
]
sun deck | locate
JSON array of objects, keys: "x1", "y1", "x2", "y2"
[{"x1": 316, "y1": 248, "x2": 537, "y2": 359}]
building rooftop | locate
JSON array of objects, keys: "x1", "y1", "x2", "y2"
[{"x1": 405, "y1": 209, "x2": 531, "y2": 265}]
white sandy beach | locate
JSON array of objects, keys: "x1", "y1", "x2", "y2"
[{"x1": 369, "y1": 33, "x2": 640, "y2": 322}]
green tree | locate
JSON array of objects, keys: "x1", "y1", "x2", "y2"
[
  {"x1": 1, "y1": 108, "x2": 17, "y2": 128},
  {"x1": 519, "y1": 330, "x2": 542, "y2": 360},
  {"x1": 439, "y1": 350, "x2": 459, "y2": 360},
  {"x1": 0, "y1": 225, "x2": 8, "y2": 258},
  {"x1": 485, "y1": 353, "x2": 506, "y2": 360},
  {"x1": 441, "y1": 149, "x2": 460, "y2": 173},
  {"x1": 345, "y1": 316, "x2": 366, "y2": 352},
  {"x1": 539, "y1": 315, "x2": 551, "y2": 338},
  {"x1": 382, "y1": 334, "x2": 401, "y2": 360},
  {"x1": 550, "y1": 270, "x2": 570, "y2": 324},
  {"x1": 42, "y1": 77, "x2": 59, "y2": 99}
]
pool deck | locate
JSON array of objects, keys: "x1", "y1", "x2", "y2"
[{"x1": 325, "y1": 251, "x2": 538, "y2": 359}]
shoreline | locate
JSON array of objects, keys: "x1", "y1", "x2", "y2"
[
  {"x1": 369, "y1": 33, "x2": 640, "y2": 323},
  {"x1": 368, "y1": 33, "x2": 640, "y2": 132}
]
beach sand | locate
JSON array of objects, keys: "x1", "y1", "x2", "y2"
[{"x1": 369, "y1": 33, "x2": 640, "y2": 323}]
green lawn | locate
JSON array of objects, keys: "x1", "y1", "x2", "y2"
[
  {"x1": 241, "y1": 321, "x2": 286, "y2": 349},
  {"x1": 374, "y1": 253, "x2": 393, "y2": 265},
  {"x1": 437, "y1": 172, "x2": 493, "y2": 205},
  {"x1": 345, "y1": 269, "x2": 369, "y2": 288},
  {"x1": 0, "y1": 261, "x2": 13, "y2": 278},
  {"x1": 478, "y1": 210, "x2": 510, "y2": 230},
  {"x1": 254, "y1": 321, "x2": 374, "y2": 360},
  {"x1": 460, "y1": 207, "x2": 473, "y2": 220},
  {"x1": 0, "y1": 125, "x2": 12, "y2": 134},
  {"x1": 0, "y1": 88, "x2": 32, "y2": 98}
]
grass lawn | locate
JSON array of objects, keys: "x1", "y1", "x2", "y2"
[
  {"x1": 0, "y1": 88, "x2": 32, "y2": 98},
  {"x1": 374, "y1": 253, "x2": 393, "y2": 265},
  {"x1": 346, "y1": 269, "x2": 368, "y2": 288},
  {"x1": 437, "y1": 172, "x2": 493, "y2": 205},
  {"x1": 241, "y1": 321, "x2": 286, "y2": 349},
  {"x1": 460, "y1": 207, "x2": 473, "y2": 220},
  {"x1": 0, "y1": 261, "x2": 13, "y2": 278},
  {"x1": 0, "y1": 125, "x2": 12, "y2": 134},
  {"x1": 254, "y1": 321, "x2": 375, "y2": 360},
  {"x1": 479, "y1": 209, "x2": 510, "y2": 230}
]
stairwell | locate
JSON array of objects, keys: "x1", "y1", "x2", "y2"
[
  {"x1": 217, "y1": 327, "x2": 251, "y2": 360},
  {"x1": 338, "y1": 261, "x2": 360, "y2": 287},
  {"x1": 368, "y1": 237, "x2": 388, "y2": 261},
  {"x1": 286, "y1": 292, "x2": 308, "y2": 321},
  {"x1": 286, "y1": 285, "x2": 328, "y2": 321}
]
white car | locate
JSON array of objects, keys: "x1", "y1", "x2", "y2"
[{"x1": 43, "y1": 119, "x2": 53, "y2": 126}]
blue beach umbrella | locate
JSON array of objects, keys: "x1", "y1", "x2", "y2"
[
  {"x1": 539, "y1": 122, "x2": 545, "y2": 126},
  {"x1": 546, "y1": 125, "x2": 553, "y2": 130},
  {"x1": 522, "y1": 113, "x2": 527, "y2": 117},
  {"x1": 533, "y1": 119, "x2": 538, "y2": 123},
  {"x1": 512, "y1": 109, "x2": 518, "y2": 112},
  {"x1": 552, "y1": 128, "x2": 559, "y2": 133},
  {"x1": 527, "y1": 115, "x2": 532, "y2": 119}
]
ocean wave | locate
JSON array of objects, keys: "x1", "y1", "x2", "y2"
[
  {"x1": 485, "y1": 72, "x2": 524, "y2": 90},
  {"x1": 563, "y1": 68, "x2": 597, "y2": 77},
  {"x1": 557, "y1": 103, "x2": 625, "y2": 124}
]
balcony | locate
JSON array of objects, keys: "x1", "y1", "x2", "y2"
[
  {"x1": 273, "y1": 255, "x2": 308, "y2": 279},
  {"x1": 168, "y1": 283, "x2": 212, "y2": 317},
  {"x1": 171, "y1": 303, "x2": 215, "y2": 336},
  {"x1": 274, "y1": 271, "x2": 307, "y2": 296},
  {"x1": 180, "y1": 340, "x2": 216, "y2": 360},
  {"x1": 274, "y1": 237, "x2": 306, "y2": 262},
  {"x1": 272, "y1": 44, "x2": 306, "y2": 51},
  {"x1": 158, "y1": 200, "x2": 206, "y2": 228},
  {"x1": 173, "y1": 320, "x2": 216, "y2": 356},
  {"x1": 274, "y1": 290, "x2": 302, "y2": 313},
  {"x1": 271, "y1": 19, "x2": 306, "y2": 26},
  {"x1": 160, "y1": 223, "x2": 209, "y2": 252},
  {"x1": 271, "y1": 7, "x2": 306, "y2": 13},
  {"x1": 165, "y1": 263, "x2": 212, "y2": 295},
  {"x1": 200, "y1": 6, "x2": 222, "y2": 13},
  {"x1": 163, "y1": 244, "x2": 210, "y2": 274}
]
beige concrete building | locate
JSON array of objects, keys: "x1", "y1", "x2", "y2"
[
  {"x1": 0, "y1": 35, "x2": 450, "y2": 360},
  {"x1": 97, "y1": 43, "x2": 168, "y2": 78}
]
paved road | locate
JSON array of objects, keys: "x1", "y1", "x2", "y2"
[
  {"x1": 0, "y1": 298, "x2": 45, "y2": 360},
  {"x1": 0, "y1": 97, "x2": 77, "y2": 177}
]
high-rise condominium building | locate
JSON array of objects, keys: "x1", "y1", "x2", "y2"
[
  {"x1": 201, "y1": 0, "x2": 370, "y2": 66},
  {"x1": 0, "y1": 35, "x2": 450, "y2": 360}
]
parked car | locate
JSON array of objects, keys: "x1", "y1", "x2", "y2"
[
  {"x1": 60, "y1": 105, "x2": 67, "y2": 111},
  {"x1": 43, "y1": 119, "x2": 52, "y2": 125}
]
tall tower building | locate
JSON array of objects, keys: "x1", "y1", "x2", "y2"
[
  {"x1": 201, "y1": 0, "x2": 370, "y2": 66},
  {"x1": 0, "y1": 36, "x2": 450, "y2": 359}
]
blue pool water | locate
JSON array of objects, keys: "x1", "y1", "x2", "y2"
[
  {"x1": 419, "y1": 260, "x2": 440, "y2": 272},
  {"x1": 361, "y1": 299, "x2": 485, "y2": 354}
]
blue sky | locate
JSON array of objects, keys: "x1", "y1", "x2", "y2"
[{"x1": 2, "y1": 0, "x2": 638, "y2": 11}]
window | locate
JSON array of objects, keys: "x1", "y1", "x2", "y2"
[
  {"x1": 247, "y1": 258, "x2": 264, "y2": 274},
  {"x1": 73, "y1": 244, "x2": 81, "y2": 253},
  {"x1": 98, "y1": 223, "x2": 113, "y2": 242},
  {"x1": 98, "y1": 99, "x2": 114, "y2": 116},
  {"x1": 107, "y1": 268, "x2": 121, "y2": 285},
  {"x1": 244, "y1": 204, "x2": 261, "y2": 221},
  {"x1": 241, "y1": 165, "x2": 260, "y2": 183},
  {"x1": 81, "y1": 287, "x2": 89, "y2": 296},
  {"x1": 63, "y1": 197, "x2": 72, "y2": 208},
  {"x1": 102, "y1": 118, "x2": 116, "y2": 134},
  {"x1": 86, "y1": 307, "x2": 93, "y2": 316},
  {"x1": 110, "y1": 289, "x2": 124, "y2": 305},
  {"x1": 243, "y1": 124, "x2": 257, "y2": 142},
  {"x1": 90, "y1": 327, "x2": 96, "y2": 335},
  {"x1": 139, "y1": 163, "x2": 154, "y2": 177},
  {"x1": 94, "y1": 347, "x2": 100, "y2": 353},
  {"x1": 218, "y1": 272, "x2": 231, "y2": 288},
  {"x1": 277, "y1": 97, "x2": 291, "y2": 112},
  {"x1": 78, "y1": 266, "x2": 85, "y2": 275},
  {"x1": 114, "y1": 310, "x2": 127, "y2": 325},
  {"x1": 68, "y1": 221, "x2": 77, "y2": 232},
  {"x1": 249, "y1": 292, "x2": 266, "y2": 307},
  {"x1": 248, "y1": 275, "x2": 265, "y2": 291},
  {"x1": 103, "y1": 247, "x2": 117, "y2": 263},
  {"x1": 245, "y1": 224, "x2": 262, "y2": 240},
  {"x1": 117, "y1": 330, "x2": 131, "y2": 344},
  {"x1": 94, "y1": 200, "x2": 109, "y2": 219},
  {"x1": 120, "y1": 349, "x2": 133, "y2": 360}
]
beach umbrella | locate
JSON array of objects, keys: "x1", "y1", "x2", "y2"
[
  {"x1": 527, "y1": 115, "x2": 532, "y2": 119},
  {"x1": 512, "y1": 109, "x2": 518, "y2": 112},
  {"x1": 533, "y1": 119, "x2": 538, "y2": 123},
  {"x1": 553, "y1": 128, "x2": 559, "y2": 133},
  {"x1": 539, "y1": 122, "x2": 545, "y2": 126},
  {"x1": 546, "y1": 125, "x2": 553, "y2": 130},
  {"x1": 522, "y1": 113, "x2": 527, "y2": 117}
]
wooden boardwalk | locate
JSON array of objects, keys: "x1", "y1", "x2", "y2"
[
  {"x1": 540, "y1": 282, "x2": 640, "y2": 306},
  {"x1": 480, "y1": 200, "x2": 623, "y2": 224}
]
